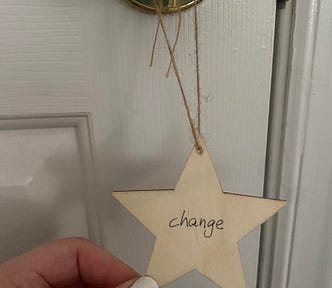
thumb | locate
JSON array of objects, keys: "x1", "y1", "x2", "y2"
[{"x1": 115, "y1": 276, "x2": 159, "y2": 288}]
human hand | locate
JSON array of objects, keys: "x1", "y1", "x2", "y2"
[{"x1": 0, "y1": 238, "x2": 158, "y2": 288}]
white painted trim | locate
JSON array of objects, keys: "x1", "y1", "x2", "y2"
[
  {"x1": 257, "y1": 1, "x2": 295, "y2": 287},
  {"x1": 269, "y1": 0, "x2": 320, "y2": 287},
  {"x1": 0, "y1": 114, "x2": 102, "y2": 245}
]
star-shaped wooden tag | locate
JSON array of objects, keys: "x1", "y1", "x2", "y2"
[{"x1": 113, "y1": 138, "x2": 285, "y2": 288}]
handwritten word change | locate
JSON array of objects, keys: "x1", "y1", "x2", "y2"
[{"x1": 169, "y1": 210, "x2": 224, "y2": 238}]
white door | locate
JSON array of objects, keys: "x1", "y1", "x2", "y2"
[{"x1": 0, "y1": 1, "x2": 277, "y2": 287}]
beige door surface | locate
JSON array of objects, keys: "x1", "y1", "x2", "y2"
[{"x1": 0, "y1": 1, "x2": 277, "y2": 287}]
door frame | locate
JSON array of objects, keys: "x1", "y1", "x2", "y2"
[{"x1": 258, "y1": 0, "x2": 320, "y2": 287}]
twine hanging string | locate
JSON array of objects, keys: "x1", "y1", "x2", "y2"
[
  {"x1": 150, "y1": 12, "x2": 182, "y2": 79},
  {"x1": 149, "y1": 19, "x2": 160, "y2": 67},
  {"x1": 152, "y1": 0, "x2": 203, "y2": 154},
  {"x1": 166, "y1": 12, "x2": 181, "y2": 78},
  {"x1": 194, "y1": 0, "x2": 201, "y2": 133}
]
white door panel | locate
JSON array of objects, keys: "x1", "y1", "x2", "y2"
[
  {"x1": 0, "y1": 125, "x2": 89, "y2": 262},
  {"x1": 0, "y1": 1, "x2": 277, "y2": 287}
]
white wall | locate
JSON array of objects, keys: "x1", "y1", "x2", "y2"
[
  {"x1": 287, "y1": 0, "x2": 332, "y2": 286},
  {"x1": 271, "y1": 0, "x2": 332, "y2": 287}
]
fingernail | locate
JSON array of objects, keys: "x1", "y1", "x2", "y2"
[{"x1": 130, "y1": 276, "x2": 159, "y2": 288}]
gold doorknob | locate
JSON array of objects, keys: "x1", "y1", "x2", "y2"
[{"x1": 128, "y1": 0, "x2": 203, "y2": 14}]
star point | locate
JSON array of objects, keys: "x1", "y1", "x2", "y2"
[{"x1": 113, "y1": 138, "x2": 285, "y2": 288}]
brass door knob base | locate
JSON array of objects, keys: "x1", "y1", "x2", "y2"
[{"x1": 128, "y1": 0, "x2": 203, "y2": 14}]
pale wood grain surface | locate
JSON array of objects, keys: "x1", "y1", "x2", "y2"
[{"x1": 114, "y1": 138, "x2": 285, "y2": 288}]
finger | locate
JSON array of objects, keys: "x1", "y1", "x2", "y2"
[
  {"x1": 0, "y1": 238, "x2": 139, "y2": 288},
  {"x1": 115, "y1": 276, "x2": 159, "y2": 288}
]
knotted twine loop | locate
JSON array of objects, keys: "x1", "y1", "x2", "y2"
[{"x1": 152, "y1": 0, "x2": 203, "y2": 154}]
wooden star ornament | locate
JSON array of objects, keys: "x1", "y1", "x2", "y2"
[{"x1": 113, "y1": 137, "x2": 285, "y2": 288}]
